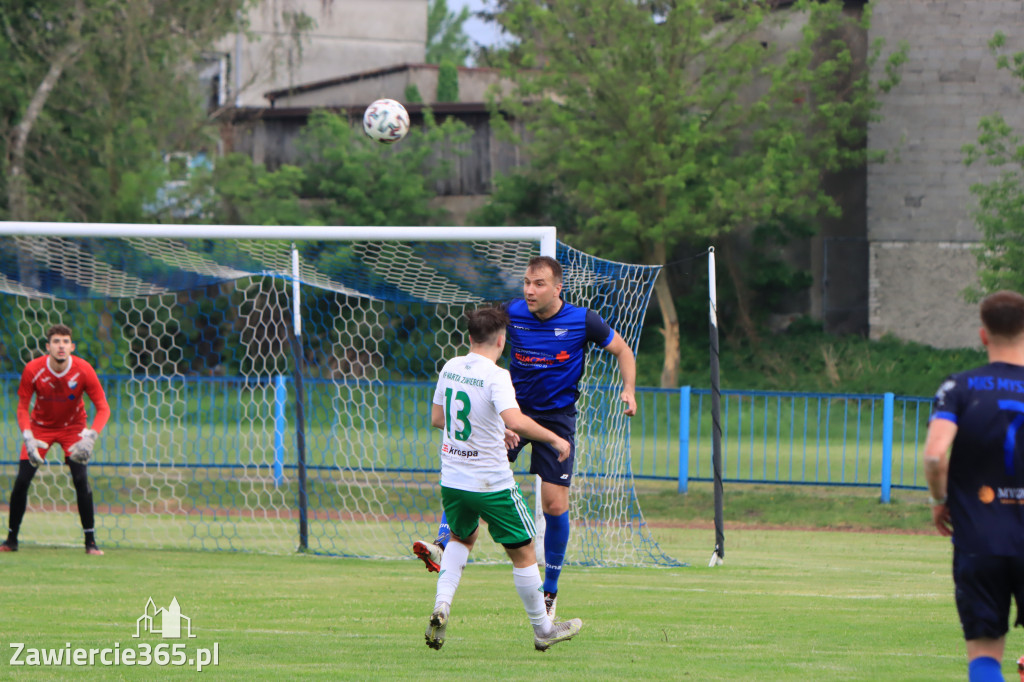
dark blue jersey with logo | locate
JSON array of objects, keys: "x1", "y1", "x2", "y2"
[
  {"x1": 506, "y1": 298, "x2": 614, "y2": 414},
  {"x1": 930, "y1": 361, "x2": 1024, "y2": 555}
]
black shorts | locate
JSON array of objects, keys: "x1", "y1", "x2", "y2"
[
  {"x1": 506, "y1": 410, "x2": 576, "y2": 487},
  {"x1": 952, "y1": 546, "x2": 1024, "y2": 641}
]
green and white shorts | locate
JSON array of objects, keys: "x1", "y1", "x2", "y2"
[{"x1": 441, "y1": 484, "x2": 536, "y2": 547}]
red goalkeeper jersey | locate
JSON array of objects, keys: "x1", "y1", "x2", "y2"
[{"x1": 17, "y1": 355, "x2": 111, "y2": 432}]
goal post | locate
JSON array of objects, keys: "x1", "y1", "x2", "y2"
[{"x1": 0, "y1": 221, "x2": 679, "y2": 567}]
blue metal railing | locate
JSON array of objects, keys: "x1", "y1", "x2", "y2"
[
  {"x1": 631, "y1": 387, "x2": 931, "y2": 500},
  {"x1": 1, "y1": 375, "x2": 933, "y2": 500}
]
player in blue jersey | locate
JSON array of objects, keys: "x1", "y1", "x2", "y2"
[
  {"x1": 923, "y1": 290, "x2": 1024, "y2": 682},
  {"x1": 424, "y1": 306, "x2": 583, "y2": 651},
  {"x1": 414, "y1": 255, "x2": 637, "y2": 619}
]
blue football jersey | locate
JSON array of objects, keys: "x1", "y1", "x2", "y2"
[
  {"x1": 506, "y1": 298, "x2": 614, "y2": 413},
  {"x1": 931, "y1": 362, "x2": 1024, "y2": 555}
]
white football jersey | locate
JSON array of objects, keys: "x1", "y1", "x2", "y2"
[{"x1": 432, "y1": 352, "x2": 520, "y2": 492}]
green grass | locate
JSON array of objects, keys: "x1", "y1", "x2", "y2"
[
  {"x1": 0, "y1": 524, "x2": 989, "y2": 681},
  {"x1": 636, "y1": 480, "x2": 934, "y2": 532}
]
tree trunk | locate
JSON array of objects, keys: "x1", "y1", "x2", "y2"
[
  {"x1": 6, "y1": 7, "x2": 86, "y2": 290},
  {"x1": 7, "y1": 31, "x2": 86, "y2": 220},
  {"x1": 646, "y1": 237, "x2": 679, "y2": 388},
  {"x1": 653, "y1": 270, "x2": 680, "y2": 388},
  {"x1": 720, "y1": 235, "x2": 759, "y2": 345}
]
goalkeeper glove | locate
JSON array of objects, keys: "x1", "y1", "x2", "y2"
[
  {"x1": 68, "y1": 428, "x2": 98, "y2": 464},
  {"x1": 22, "y1": 430, "x2": 48, "y2": 467}
]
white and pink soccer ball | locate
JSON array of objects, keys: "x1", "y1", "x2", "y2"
[{"x1": 362, "y1": 99, "x2": 410, "y2": 144}]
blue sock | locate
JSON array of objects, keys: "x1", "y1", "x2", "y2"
[
  {"x1": 435, "y1": 512, "x2": 450, "y2": 549},
  {"x1": 542, "y1": 511, "x2": 569, "y2": 595},
  {"x1": 968, "y1": 656, "x2": 1004, "y2": 682}
]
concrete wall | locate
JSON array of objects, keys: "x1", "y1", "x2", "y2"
[
  {"x1": 867, "y1": 0, "x2": 1024, "y2": 348},
  {"x1": 218, "y1": 0, "x2": 427, "y2": 107}
]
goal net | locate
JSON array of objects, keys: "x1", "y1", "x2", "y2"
[{"x1": 0, "y1": 223, "x2": 680, "y2": 567}]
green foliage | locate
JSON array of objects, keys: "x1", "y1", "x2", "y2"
[
  {"x1": 152, "y1": 109, "x2": 474, "y2": 377},
  {"x1": 470, "y1": 171, "x2": 581, "y2": 228},
  {"x1": 0, "y1": 0, "x2": 253, "y2": 220},
  {"x1": 404, "y1": 84, "x2": 424, "y2": 104},
  {"x1": 436, "y1": 60, "x2": 460, "y2": 102},
  {"x1": 961, "y1": 32, "x2": 1024, "y2": 300},
  {"x1": 491, "y1": 0, "x2": 904, "y2": 262},
  {"x1": 192, "y1": 109, "x2": 470, "y2": 228},
  {"x1": 480, "y1": 0, "x2": 906, "y2": 382},
  {"x1": 636, "y1": 321, "x2": 987, "y2": 395},
  {"x1": 294, "y1": 109, "x2": 468, "y2": 226},
  {"x1": 199, "y1": 154, "x2": 313, "y2": 226},
  {"x1": 426, "y1": 0, "x2": 472, "y2": 66}
]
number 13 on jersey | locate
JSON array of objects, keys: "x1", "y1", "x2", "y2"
[{"x1": 444, "y1": 388, "x2": 472, "y2": 442}]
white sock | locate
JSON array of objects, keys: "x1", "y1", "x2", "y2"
[
  {"x1": 513, "y1": 563, "x2": 552, "y2": 636},
  {"x1": 435, "y1": 539, "x2": 470, "y2": 609}
]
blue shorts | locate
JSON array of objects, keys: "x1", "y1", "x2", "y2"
[
  {"x1": 506, "y1": 410, "x2": 576, "y2": 487},
  {"x1": 952, "y1": 546, "x2": 1024, "y2": 640}
]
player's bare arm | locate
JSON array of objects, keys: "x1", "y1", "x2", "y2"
[
  {"x1": 922, "y1": 417, "x2": 956, "y2": 536},
  {"x1": 500, "y1": 408, "x2": 571, "y2": 462},
  {"x1": 604, "y1": 332, "x2": 637, "y2": 417},
  {"x1": 430, "y1": 403, "x2": 445, "y2": 430}
]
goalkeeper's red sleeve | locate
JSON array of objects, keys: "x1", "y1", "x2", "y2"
[
  {"x1": 16, "y1": 365, "x2": 35, "y2": 432},
  {"x1": 82, "y1": 363, "x2": 111, "y2": 433}
]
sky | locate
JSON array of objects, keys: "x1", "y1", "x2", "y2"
[{"x1": 447, "y1": 0, "x2": 506, "y2": 54}]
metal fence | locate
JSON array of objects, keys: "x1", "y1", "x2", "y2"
[
  {"x1": 2, "y1": 375, "x2": 933, "y2": 502},
  {"x1": 633, "y1": 387, "x2": 931, "y2": 500}
]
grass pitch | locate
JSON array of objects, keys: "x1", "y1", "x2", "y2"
[{"x1": 0, "y1": 525, "x2": 997, "y2": 681}]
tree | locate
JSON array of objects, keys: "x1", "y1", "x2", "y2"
[
  {"x1": 426, "y1": 0, "x2": 472, "y2": 66},
  {"x1": 482, "y1": 0, "x2": 905, "y2": 387},
  {"x1": 193, "y1": 109, "x2": 470, "y2": 227},
  {"x1": 174, "y1": 109, "x2": 472, "y2": 377},
  {"x1": 437, "y1": 60, "x2": 460, "y2": 101},
  {"x1": 0, "y1": 0, "x2": 253, "y2": 223},
  {"x1": 962, "y1": 32, "x2": 1024, "y2": 299}
]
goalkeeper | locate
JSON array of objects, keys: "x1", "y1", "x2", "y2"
[{"x1": 0, "y1": 324, "x2": 110, "y2": 555}]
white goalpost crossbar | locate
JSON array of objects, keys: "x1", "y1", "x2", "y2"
[
  {"x1": 0, "y1": 221, "x2": 678, "y2": 567},
  {"x1": 0, "y1": 222, "x2": 559, "y2": 255}
]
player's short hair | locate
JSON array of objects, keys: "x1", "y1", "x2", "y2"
[
  {"x1": 45, "y1": 324, "x2": 73, "y2": 342},
  {"x1": 527, "y1": 255, "x2": 562, "y2": 283},
  {"x1": 980, "y1": 290, "x2": 1024, "y2": 339},
  {"x1": 465, "y1": 306, "x2": 509, "y2": 344}
]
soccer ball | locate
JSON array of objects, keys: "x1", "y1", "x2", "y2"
[{"x1": 363, "y1": 99, "x2": 410, "y2": 144}]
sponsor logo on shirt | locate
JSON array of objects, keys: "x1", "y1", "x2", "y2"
[
  {"x1": 513, "y1": 351, "x2": 570, "y2": 366},
  {"x1": 554, "y1": 328, "x2": 568, "y2": 337},
  {"x1": 442, "y1": 371, "x2": 484, "y2": 387},
  {"x1": 441, "y1": 443, "x2": 479, "y2": 458},
  {"x1": 68, "y1": 374, "x2": 80, "y2": 389},
  {"x1": 979, "y1": 485, "x2": 1024, "y2": 504},
  {"x1": 965, "y1": 376, "x2": 1024, "y2": 393}
]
